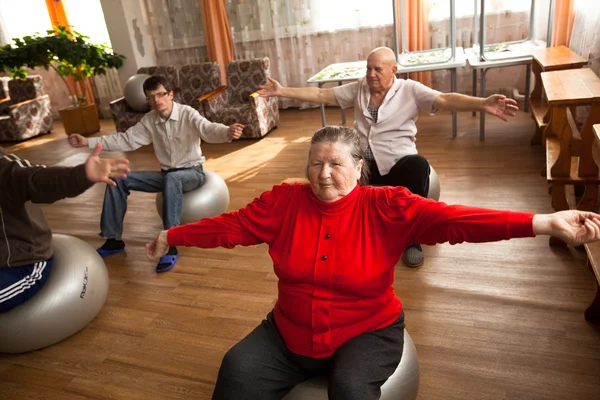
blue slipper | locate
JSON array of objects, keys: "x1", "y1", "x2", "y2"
[
  {"x1": 96, "y1": 247, "x2": 125, "y2": 258},
  {"x1": 156, "y1": 252, "x2": 179, "y2": 273}
]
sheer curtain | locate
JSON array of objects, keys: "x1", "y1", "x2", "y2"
[
  {"x1": 570, "y1": 0, "x2": 600, "y2": 74},
  {"x1": 227, "y1": 0, "x2": 395, "y2": 108},
  {"x1": 145, "y1": 0, "x2": 209, "y2": 65},
  {"x1": 569, "y1": 0, "x2": 599, "y2": 122}
]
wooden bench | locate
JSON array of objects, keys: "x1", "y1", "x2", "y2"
[
  {"x1": 543, "y1": 69, "x2": 600, "y2": 246},
  {"x1": 584, "y1": 125, "x2": 600, "y2": 321},
  {"x1": 530, "y1": 46, "x2": 588, "y2": 145}
]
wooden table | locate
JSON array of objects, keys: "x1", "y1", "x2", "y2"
[
  {"x1": 395, "y1": 47, "x2": 467, "y2": 138},
  {"x1": 543, "y1": 69, "x2": 600, "y2": 246},
  {"x1": 307, "y1": 50, "x2": 466, "y2": 137},
  {"x1": 465, "y1": 41, "x2": 547, "y2": 141},
  {"x1": 530, "y1": 46, "x2": 588, "y2": 145},
  {"x1": 307, "y1": 61, "x2": 367, "y2": 127}
]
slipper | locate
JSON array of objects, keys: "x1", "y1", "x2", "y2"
[
  {"x1": 156, "y1": 251, "x2": 179, "y2": 273},
  {"x1": 96, "y1": 247, "x2": 124, "y2": 258}
]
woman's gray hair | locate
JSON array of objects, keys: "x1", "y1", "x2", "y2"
[{"x1": 309, "y1": 125, "x2": 370, "y2": 183}]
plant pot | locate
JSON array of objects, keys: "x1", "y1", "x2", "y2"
[{"x1": 59, "y1": 104, "x2": 100, "y2": 136}]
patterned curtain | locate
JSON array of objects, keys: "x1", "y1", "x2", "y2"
[{"x1": 145, "y1": 0, "x2": 209, "y2": 65}]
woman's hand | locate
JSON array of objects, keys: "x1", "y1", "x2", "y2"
[
  {"x1": 533, "y1": 211, "x2": 600, "y2": 246},
  {"x1": 146, "y1": 230, "x2": 170, "y2": 260}
]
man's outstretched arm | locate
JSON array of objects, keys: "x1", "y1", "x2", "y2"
[{"x1": 257, "y1": 78, "x2": 339, "y2": 106}]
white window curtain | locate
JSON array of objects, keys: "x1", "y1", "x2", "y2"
[
  {"x1": 227, "y1": 0, "x2": 396, "y2": 108},
  {"x1": 570, "y1": 0, "x2": 600, "y2": 73},
  {"x1": 144, "y1": 0, "x2": 208, "y2": 65},
  {"x1": 569, "y1": 0, "x2": 600, "y2": 123},
  {"x1": 0, "y1": 0, "x2": 53, "y2": 43},
  {"x1": 141, "y1": 0, "x2": 539, "y2": 108}
]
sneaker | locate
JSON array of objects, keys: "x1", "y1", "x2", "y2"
[
  {"x1": 402, "y1": 244, "x2": 424, "y2": 268},
  {"x1": 96, "y1": 238, "x2": 125, "y2": 258}
]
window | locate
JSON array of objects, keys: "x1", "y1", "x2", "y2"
[
  {"x1": 64, "y1": 0, "x2": 112, "y2": 46},
  {"x1": 0, "y1": 0, "x2": 52, "y2": 43},
  {"x1": 308, "y1": 0, "x2": 393, "y2": 33},
  {"x1": 429, "y1": 0, "x2": 532, "y2": 21}
]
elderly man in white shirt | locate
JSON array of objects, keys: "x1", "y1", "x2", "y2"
[
  {"x1": 69, "y1": 75, "x2": 244, "y2": 272},
  {"x1": 258, "y1": 47, "x2": 518, "y2": 268}
]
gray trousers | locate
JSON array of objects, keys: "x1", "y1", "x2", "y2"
[{"x1": 212, "y1": 311, "x2": 405, "y2": 400}]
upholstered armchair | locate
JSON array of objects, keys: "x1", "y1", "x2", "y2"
[
  {"x1": 201, "y1": 58, "x2": 279, "y2": 139},
  {"x1": 109, "y1": 63, "x2": 222, "y2": 132},
  {"x1": 0, "y1": 76, "x2": 53, "y2": 142}
]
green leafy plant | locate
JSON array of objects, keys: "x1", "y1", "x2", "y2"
[{"x1": 0, "y1": 26, "x2": 125, "y2": 108}]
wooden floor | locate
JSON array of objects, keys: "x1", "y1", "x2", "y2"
[{"x1": 1, "y1": 108, "x2": 599, "y2": 399}]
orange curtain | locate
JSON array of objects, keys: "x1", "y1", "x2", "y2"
[
  {"x1": 551, "y1": 0, "x2": 575, "y2": 46},
  {"x1": 395, "y1": 0, "x2": 431, "y2": 86},
  {"x1": 45, "y1": 0, "x2": 95, "y2": 107},
  {"x1": 201, "y1": 0, "x2": 234, "y2": 86}
]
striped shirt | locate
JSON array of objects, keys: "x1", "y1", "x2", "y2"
[
  {"x1": 88, "y1": 102, "x2": 231, "y2": 170},
  {"x1": 365, "y1": 106, "x2": 379, "y2": 161}
]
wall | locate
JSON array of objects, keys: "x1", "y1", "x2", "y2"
[{"x1": 100, "y1": 0, "x2": 157, "y2": 88}]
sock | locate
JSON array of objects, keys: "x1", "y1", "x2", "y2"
[
  {"x1": 100, "y1": 238, "x2": 125, "y2": 251},
  {"x1": 167, "y1": 246, "x2": 178, "y2": 256}
]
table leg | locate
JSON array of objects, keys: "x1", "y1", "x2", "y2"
[
  {"x1": 549, "y1": 183, "x2": 570, "y2": 247},
  {"x1": 577, "y1": 103, "x2": 600, "y2": 178},
  {"x1": 338, "y1": 81, "x2": 346, "y2": 125},
  {"x1": 480, "y1": 69, "x2": 487, "y2": 141},
  {"x1": 524, "y1": 64, "x2": 531, "y2": 113},
  {"x1": 472, "y1": 69, "x2": 477, "y2": 117},
  {"x1": 451, "y1": 68, "x2": 457, "y2": 137},
  {"x1": 318, "y1": 82, "x2": 326, "y2": 127}
]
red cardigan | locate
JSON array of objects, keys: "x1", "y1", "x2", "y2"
[{"x1": 168, "y1": 183, "x2": 535, "y2": 358}]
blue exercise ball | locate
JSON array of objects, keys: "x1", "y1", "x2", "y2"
[{"x1": 124, "y1": 73, "x2": 152, "y2": 112}]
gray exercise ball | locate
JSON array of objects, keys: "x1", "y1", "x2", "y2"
[
  {"x1": 124, "y1": 73, "x2": 151, "y2": 112},
  {"x1": 156, "y1": 169, "x2": 230, "y2": 225},
  {"x1": 428, "y1": 166, "x2": 441, "y2": 201},
  {"x1": 283, "y1": 330, "x2": 420, "y2": 400},
  {"x1": 0, "y1": 234, "x2": 109, "y2": 354}
]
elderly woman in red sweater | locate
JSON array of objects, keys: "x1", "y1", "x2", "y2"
[{"x1": 147, "y1": 126, "x2": 600, "y2": 400}]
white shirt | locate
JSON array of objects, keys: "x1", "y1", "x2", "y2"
[
  {"x1": 88, "y1": 102, "x2": 230, "y2": 170},
  {"x1": 333, "y1": 77, "x2": 441, "y2": 175}
]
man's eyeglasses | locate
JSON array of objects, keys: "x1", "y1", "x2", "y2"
[{"x1": 146, "y1": 91, "x2": 170, "y2": 101}]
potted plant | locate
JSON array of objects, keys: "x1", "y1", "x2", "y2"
[{"x1": 0, "y1": 26, "x2": 125, "y2": 135}]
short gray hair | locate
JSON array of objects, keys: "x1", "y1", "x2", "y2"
[{"x1": 309, "y1": 126, "x2": 370, "y2": 183}]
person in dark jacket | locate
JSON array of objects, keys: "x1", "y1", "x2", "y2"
[{"x1": 0, "y1": 143, "x2": 130, "y2": 313}]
